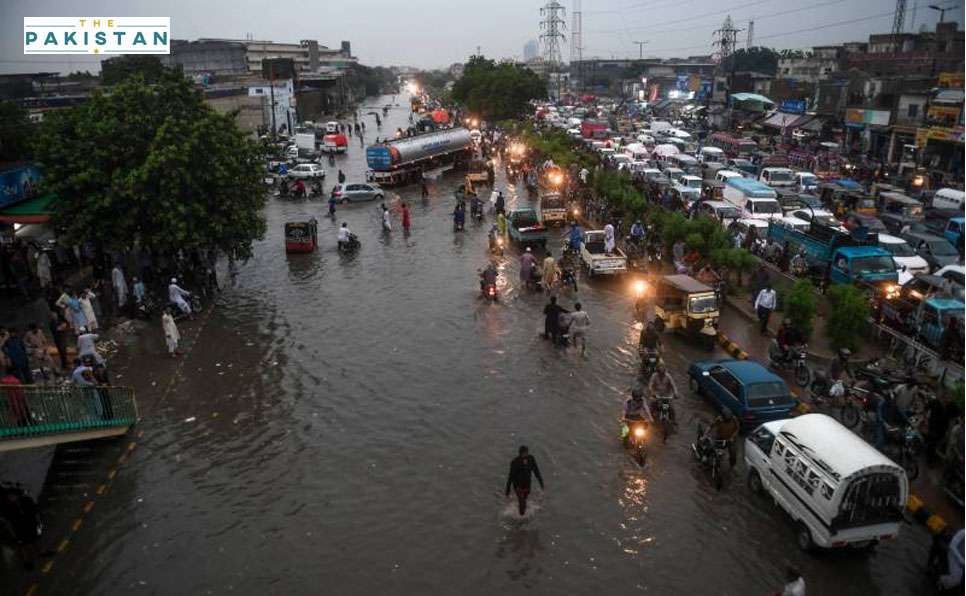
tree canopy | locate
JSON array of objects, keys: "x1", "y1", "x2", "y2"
[
  {"x1": 100, "y1": 55, "x2": 169, "y2": 86},
  {"x1": 451, "y1": 56, "x2": 546, "y2": 121},
  {"x1": 0, "y1": 101, "x2": 33, "y2": 162},
  {"x1": 33, "y1": 72, "x2": 266, "y2": 259},
  {"x1": 722, "y1": 47, "x2": 780, "y2": 76}
]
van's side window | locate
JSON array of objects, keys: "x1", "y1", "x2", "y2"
[
  {"x1": 750, "y1": 427, "x2": 776, "y2": 455},
  {"x1": 807, "y1": 470, "x2": 821, "y2": 490},
  {"x1": 821, "y1": 482, "x2": 834, "y2": 500},
  {"x1": 774, "y1": 441, "x2": 785, "y2": 457}
]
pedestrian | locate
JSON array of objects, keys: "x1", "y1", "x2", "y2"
[
  {"x1": 1, "y1": 367, "x2": 30, "y2": 426},
  {"x1": 162, "y1": 309, "x2": 180, "y2": 357},
  {"x1": 542, "y1": 295, "x2": 568, "y2": 345},
  {"x1": 381, "y1": 204, "x2": 392, "y2": 232},
  {"x1": 112, "y1": 263, "x2": 127, "y2": 311},
  {"x1": 519, "y1": 247, "x2": 537, "y2": 287},
  {"x1": 400, "y1": 202, "x2": 411, "y2": 232},
  {"x1": 24, "y1": 323, "x2": 55, "y2": 375},
  {"x1": 76, "y1": 327, "x2": 104, "y2": 366},
  {"x1": 504, "y1": 445, "x2": 544, "y2": 516},
  {"x1": 168, "y1": 278, "x2": 192, "y2": 317},
  {"x1": 2, "y1": 328, "x2": 33, "y2": 384},
  {"x1": 79, "y1": 288, "x2": 98, "y2": 331},
  {"x1": 771, "y1": 566, "x2": 805, "y2": 596},
  {"x1": 0, "y1": 484, "x2": 45, "y2": 570},
  {"x1": 420, "y1": 177, "x2": 429, "y2": 198},
  {"x1": 604, "y1": 222, "x2": 616, "y2": 255},
  {"x1": 35, "y1": 251, "x2": 52, "y2": 289},
  {"x1": 569, "y1": 302, "x2": 590, "y2": 355},
  {"x1": 542, "y1": 250, "x2": 558, "y2": 292},
  {"x1": 496, "y1": 211, "x2": 508, "y2": 236},
  {"x1": 338, "y1": 169, "x2": 346, "y2": 185},
  {"x1": 754, "y1": 282, "x2": 777, "y2": 335},
  {"x1": 132, "y1": 276, "x2": 146, "y2": 307},
  {"x1": 48, "y1": 309, "x2": 70, "y2": 371},
  {"x1": 64, "y1": 290, "x2": 88, "y2": 333},
  {"x1": 751, "y1": 264, "x2": 770, "y2": 307}
]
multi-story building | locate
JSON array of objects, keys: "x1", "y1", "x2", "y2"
[
  {"x1": 845, "y1": 22, "x2": 964, "y2": 77},
  {"x1": 523, "y1": 39, "x2": 539, "y2": 62},
  {"x1": 776, "y1": 46, "x2": 842, "y2": 84},
  {"x1": 159, "y1": 40, "x2": 248, "y2": 76},
  {"x1": 166, "y1": 38, "x2": 357, "y2": 76}
]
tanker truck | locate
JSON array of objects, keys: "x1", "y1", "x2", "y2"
[{"x1": 365, "y1": 127, "x2": 474, "y2": 186}]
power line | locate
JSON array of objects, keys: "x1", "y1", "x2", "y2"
[
  {"x1": 586, "y1": 0, "x2": 772, "y2": 34},
  {"x1": 639, "y1": 0, "x2": 845, "y2": 37}
]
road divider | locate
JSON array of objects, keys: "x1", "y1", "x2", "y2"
[{"x1": 716, "y1": 331, "x2": 748, "y2": 360}]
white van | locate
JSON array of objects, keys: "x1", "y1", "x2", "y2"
[
  {"x1": 795, "y1": 172, "x2": 819, "y2": 193},
  {"x1": 715, "y1": 170, "x2": 743, "y2": 185},
  {"x1": 324, "y1": 121, "x2": 339, "y2": 133},
  {"x1": 932, "y1": 188, "x2": 965, "y2": 211},
  {"x1": 699, "y1": 146, "x2": 725, "y2": 163},
  {"x1": 745, "y1": 414, "x2": 907, "y2": 551},
  {"x1": 777, "y1": 215, "x2": 811, "y2": 232},
  {"x1": 759, "y1": 167, "x2": 796, "y2": 188}
]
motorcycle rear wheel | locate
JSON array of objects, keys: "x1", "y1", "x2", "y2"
[
  {"x1": 840, "y1": 402, "x2": 860, "y2": 428},
  {"x1": 794, "y1": 363, "x2": 811, "y2": 388},
  {"x1": 712, "y1": 459, "x2": 723, "y2": 491}
]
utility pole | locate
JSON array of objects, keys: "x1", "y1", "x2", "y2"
[
  {"x1": 540, "y1": 0, "x2": 567, "y2": 99},
  {"x1": 633, "y1": 40, "x2": 648, "y2": 59},
  {"x1": 571, "y1": 0, "x2": 582, "y2": 92},
  {"x1": 269, "y1": 62, "x2": 277, "y2": 140},
  {"x1": 893, "y1": 0, "x2": 907, "y2": 42},
  {"x1": 712, "y1": 16, "x2": 742, "y2": 64},
  {"x1": 746, "y1": 20, "x2": 754, "y2": 48}
]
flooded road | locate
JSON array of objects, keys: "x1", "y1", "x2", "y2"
[{"x1": 39, "y1": 95, "x2": 932, "y2": 596}]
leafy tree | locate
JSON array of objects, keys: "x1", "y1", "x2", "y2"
[
  {"x1": 710, "y1": 247, "x2": 756, "y2": 287},
  {"x1": 33, "y1": 73, "x2": 266, "y2": 259},
  {"x1": 348, "y1": 64, "x2": 397, "y2": 97},
  {"x1": 825, "y1": 285, "x2": 870, "y2": 351},
  {"x1": 782, "y1": 279, "x2": 817, "y2": 338},
  {"x1": 100, "y1": 55, "x2": 169, "y2": 85},
  {"x1": 0, "y1": 101, "x2": 33, "y2": 162},
  {"x1": 451, "y1": 56, "x2": 546, "y2": 121},
  {"x1": 722, "y1": 47, "x2": 780, "y2": 75}
]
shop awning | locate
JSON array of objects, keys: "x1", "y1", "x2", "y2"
[
  {"x1": 798, "y1": 117, "x2": 825, "y2": 133},
  {"x1": 0, "y1": 193, "x2": 55, "y2": 224},
  {"x1": 731, "y1": 93, "x2": 775, "y2": 111},
  {"x1": 761, "y1": 111, "x2": 811, "y2": 129}
]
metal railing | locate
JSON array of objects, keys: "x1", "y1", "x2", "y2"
[{"x1": 0, "y1": 384, "x2": 138, "y2": 440}]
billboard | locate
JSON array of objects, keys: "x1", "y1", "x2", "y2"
[
  {"x1": 779, "y1": 99, "x2": 806, "y2": 114},
  {"x1": 0, "y1": 164, "x2": 42, "y2": 209},
  {"x1": 845, "y1": 109, "x2": 891, "y2": 128}
]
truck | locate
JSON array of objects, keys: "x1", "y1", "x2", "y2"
[
  {"x1": 580, "y1": 230, "x2": 628, "y2": 276},
  {"x1": 580, "y1": 120, "x2": 609, "y2": 139},
  {"x1": 365, "y1": 127, "x2": 474, "y2": 187},
  {"x1": 295, "y1": 132, "x2": 317, "y2": 156},
  {"x1": 766, "y1": 221, "x2": 898, "y2": 287},
  {"x1": 507, "y1": 208, "x2": 547, "y2": 247},
  {"x1": 723, "y1": 177, "x2": 781, "y2": 220}
]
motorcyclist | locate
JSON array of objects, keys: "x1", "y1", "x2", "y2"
[
  {"x1": 695, "y1": 264, "x2": 720, "y2": 287},
  {"x1": 568, "y1": 222, "x2": 584, "y2": 253},
  {"x1": 639, "y1": 319, "x2": 663, "y2": 354},
  {"x1": 648, "y1": 364, "x2": 678, "y2": 422},
  {"x1": 629, "y1": 220, "x2": 646, "y2": 248},
  {"x1": 337, "y1": 222, "x2": 352, "y2": 250},
  {"x1": 310, "y1": 179, "x2": 323, "y2": 196},
  {"x1": 453, "y1": 203, "x2": 466, "y2": 230},
  {"x1": 624, "y1": 388, "x2": 653, "y2": 422},
  {"x1": 488, "y1": 224, "x2": 501, "y2": 250},
  {"x1": 496, "y1": 211, "x2": 508, "y2": 237},
  {"x1": 291, "y1": 178, "x2": 306, "y2": 197},
  {"x1": 494, "y1": 191, "x2": 506, "y2": 215},
  {"x1": 707, "y1": 409, "x2": 740, "y2": 467},
  {"x1": 829, "y1": 348, "x2": 853, "y2": 383},
  {"x1": 479, "y1": 263, "x2": 497, "y2": 295},
  {"x1": 874, "y1": 390, "x2": 909, "y2": 450},
  {"x1": 470, "y1": 194, "x2": 483, "y2": 219},
  {"x1": 775, "y1": 318, "x2": 804, "y2": 362}
]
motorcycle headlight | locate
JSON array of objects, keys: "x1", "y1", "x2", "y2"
[{"x1": 633, "y1": 426, "x2": 646, "y2": 438}]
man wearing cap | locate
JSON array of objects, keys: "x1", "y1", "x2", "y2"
[
  {"x1": 168, "y1": 278, "x2": 192, "y2": 318},
  {"x1": 519, "y1": 247, "x2": 537, "y2": 288}
]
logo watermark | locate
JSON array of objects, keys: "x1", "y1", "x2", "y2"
[{"x1": 24, "y1": 17, "x2": 170, "y2": 55}]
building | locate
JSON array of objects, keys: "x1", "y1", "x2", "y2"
[
  {"x1": 159, "y1": 40, "x2": 248, "y2": 76},
  {"x1": 845, "y1": 22, "x2": 964, "y2": 77},
  {"x1": 776, "y1": 46, "x2": 842, "y2": 84},
  {"x1": 247, "y1": 79, "x2": 297, "y2": 134},
  {"x1": 572, "y1": 57, "x2": 716, "y2": 97},
  {"x1": 523, "y1": 39, "x2": 539, "y2": 61},
  {"x1": 184, "y1": 38, "x2": 356, "y2": 75}
]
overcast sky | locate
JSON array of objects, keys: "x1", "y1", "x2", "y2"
[{"x1": 2, "y1": 0, "x2": 962, "y2": 74}]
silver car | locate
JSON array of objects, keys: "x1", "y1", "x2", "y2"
[
  {"x1": 333, "y1": 183, "x2": 383, "y2": 203},
  {"x1": 287, "y1": 163, "x2": 325, "y2": 179}
]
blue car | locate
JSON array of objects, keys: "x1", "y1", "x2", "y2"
[{"x1": 687, "y1": 359, "x2": 797, "y2": 429}]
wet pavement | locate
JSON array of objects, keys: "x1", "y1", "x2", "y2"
[{"x1": 9, "y1": 95, "x2": 941, "y2": 595}]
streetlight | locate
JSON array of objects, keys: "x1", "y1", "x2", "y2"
[{"x1": 928, "y1": 4, "x2": 949, "y2": 23}]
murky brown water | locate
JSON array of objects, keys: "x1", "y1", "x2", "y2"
[{"x1": 37, "y1": 95, "x2": 933, "y2": 596}]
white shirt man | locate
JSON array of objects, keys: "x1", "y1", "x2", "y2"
[
  {"x1": 382, "y1": 208, "x2": 392, "y2": 231},
  {"x1": 162, "y1": 311, "x2": 180, "y2": 356},
  {"x1": 112, "y1": 265, "x2": 127, "y2": 307},
  {"x1": 338, "y1": 225, "x2": 351, "y2": 244},
  {"x1": 754, "y1": 287, "x2": 777, "y2": 310},
  {"x1": 76, "y1": 330, "x2": 104, "y2": 365},
  {"x1": 604, "y1": 223, "x2": 616, "y2": 254},
  {"x1": 168, "y1": 279, "x2": 192, "y2": 315}
]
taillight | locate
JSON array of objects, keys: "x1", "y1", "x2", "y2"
[{"x1": 742, "y1": 411, "x2": 756, "y2": 420}]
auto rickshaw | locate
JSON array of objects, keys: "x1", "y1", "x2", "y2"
[
  {"x1": 652, "y1": 274, "x2": 719, "y2": 350},
  {"x1": 539, "y1": 192, "x2": 568, "y2": 225},
  {"x1": 284, "y1": 219, "x2": 318, "y2": 253}
]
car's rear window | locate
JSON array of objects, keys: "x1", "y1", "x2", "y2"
[{"x1": 745, "y1": 382, "x2": 793, "y2": 408}]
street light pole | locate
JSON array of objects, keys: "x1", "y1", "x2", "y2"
[
  {"x1": 928, "y1": 4, "x2": 948, "y2": 22},
  {"x1": 633, "y1": 40, "x2": 648, "y2": 59}
]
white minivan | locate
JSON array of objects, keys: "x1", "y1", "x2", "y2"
[
  {"x1": 745, "y1": 414, "x2": 907, "y2": 552},
  {"x1": 932, "y1": 188, "x2": 965, "y2": 211}
]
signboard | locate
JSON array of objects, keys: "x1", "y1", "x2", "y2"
[
  {"x1": 916, "y1": 126, "x2": 965, "y2": 147},
  {"x1": 845, "y1": 108, "x2": 891, "y2": 129},
  {"x1": 779, "y1": 99, "x2": 806, "y2": 114},
  {"x1": 0, "y1": 164, "x2": 42, "y2": 209}
]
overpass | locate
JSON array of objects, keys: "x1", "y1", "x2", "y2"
[{"x1": 0, "y1": 384, "x2": 138, "y2": 451}]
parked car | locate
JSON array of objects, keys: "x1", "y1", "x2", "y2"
[
  {"x1": 877, "y1": 233, "x2": 930, "y2": 284},
  {"x1": 844, "y1": 212, "x2": 888, "y2": 233},
  {"x1": 901, "y1": 230, "x2": 961, "y2": 271},
  {"x1": 696, "y1": 200, "x2": 740, "y2": 225},
  {"x1": 287, "y1": 163, "x2": 326, "y2": 179},
  {"x1": 789, "y1": 209, "x2": 847, "y2": 233},
  {"x1": 934, "y1": 264, "x2": 965, "y2": 299},
  {"x1": 332, "y1": 182, "x2": 383, "y2": 203},
  {"x1": 687, "y1": 359, "x2": 797, "y2": 430},
  {"x1": 880, "y1": 212, "x2": 923, "y2": 236},
  {"x1": 744, "y1": 414, "x2": 907, "y2": 551}
]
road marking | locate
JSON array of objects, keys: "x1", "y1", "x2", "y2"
[
  {"x1": 40, "y1": 561, "x2": 53, "y2": 574},
  {"x1": 71, "y1": 518, "x2": 83, "y2": 532},
  {"x1": 82, "y1": 501, "x2": 94, "y2": 514},
  {"x1": 106, "y1": 468, "x2": 117, "y2": 480},
  {"x1": 95, "y1": 484, "x2": 106, "y2": 495},
  {"x1": 56, "y1": 538, "x2": 69, "y2": 553},
  {"x1": 25, "y1": 584, "x2": 38, "y2": 596}
]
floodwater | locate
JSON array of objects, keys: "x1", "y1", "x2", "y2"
[{"x1": 36, "y1": 95, "x2": 932, "y2": 596}]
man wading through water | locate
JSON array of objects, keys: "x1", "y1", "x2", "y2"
[{"x1": 505, "y1": 446, "x2": 544, "y2": 516}]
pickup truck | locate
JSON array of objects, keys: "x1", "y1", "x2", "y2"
[
  {"x1": 581, "y1": 230, "x2": 628, "y2": 276},
  {"x1": 767, "y1": 221, "x2": 898, "y2": 287},
  {"x1": 508, "y1": 208, "x2": 547, "y2": 247}
]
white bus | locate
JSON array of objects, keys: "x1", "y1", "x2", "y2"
[{"x1": 745, "y1": 413, "x2": 907, "y2": 552}]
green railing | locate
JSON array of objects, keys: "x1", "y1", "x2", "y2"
[{"x1": 0, "y1": 384, "x2": 138, "y2": 440}]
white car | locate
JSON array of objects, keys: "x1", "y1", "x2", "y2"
[
  {"x1": 934, "y1": 264, "x2": 965, "y2": 298},
  {"x1": 287, "y1": 163, "x2": 326, "y2": 179},
  {"x1": 790, "y1": 209, "x2": 847, "y2": 233},
  {"x1": 877, "y1": 234, "x2": 930, "y2": 285}
]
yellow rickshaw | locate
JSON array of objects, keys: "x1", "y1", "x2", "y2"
[{"x1": 653, "y1": 274, "x2": 719, "y2": 350}]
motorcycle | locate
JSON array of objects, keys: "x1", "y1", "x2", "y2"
[
  {"x1": 639, "y1": 348, "x2": 660, "y2": 379},
  {"x1": 559, "y1": 266, "x2": 578, "y2": 293},
  {"x1": 291, "y1": 184, "x2": 306, "y2": 199},
  {"x1": 134, "y1": 294, "x2": 158, "y2": 321},
  {"x1": 620, "y1": 418, "x2": 649, "y2": 467},
  {"x1": 882, "y1": 421, "x2": 922, "y2": 481},
  {"x1": 471, "y1": 202, "x2": 484, "y2": 223},
  {"x1": 655, "y1": 397, "x2": 674, "y2": 443},
  {"x1": 767, "y1": 340, "x2": 812, "y2": 387},
  {"x1": 691, "y1": 424, "x2": 728, "y2": 490},
  {"x1": 310, "y1": 180, "x2": 324, "y2": 197},
  {"x1": 338, "y1": 232, "x2": 360, "y2": 253},
  {"x1": 481, "y1": 281, "x2": 498, "y2": 302},
  {"x1": 489, "y1": 235, "x2": 505, "y2": 256}
]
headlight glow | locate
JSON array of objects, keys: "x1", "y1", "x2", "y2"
[{"x1": 633, "y1": 426, "x2": 646, "y2": 438}]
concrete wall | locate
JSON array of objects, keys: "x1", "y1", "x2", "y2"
[{"x1": 205, "y1": 94, "x2": 265, "y2": 134}]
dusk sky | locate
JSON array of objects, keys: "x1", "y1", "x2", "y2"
[{"x1": 2, "y1": 0, "x2": 963, "y2": 73}]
